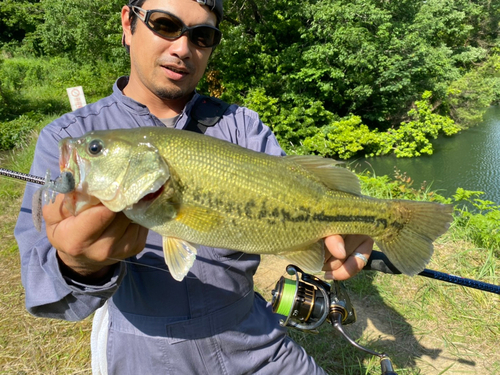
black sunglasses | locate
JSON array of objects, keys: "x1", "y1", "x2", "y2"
[{"x1": 131, "y1": 6, "x2": 222, "y2": 48}]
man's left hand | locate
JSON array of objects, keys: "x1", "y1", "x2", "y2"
[{"x1": 323, "y1": 235, "x2": 374, "y2": 280}]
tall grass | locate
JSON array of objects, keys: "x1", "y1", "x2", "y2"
[{"x1": 0, "y1": 56, "x2": 121, "y2": 150}]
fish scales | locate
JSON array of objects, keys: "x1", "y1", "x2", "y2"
[{"x1": 57, "y1": 127, "x2": 453, "y2": 281}]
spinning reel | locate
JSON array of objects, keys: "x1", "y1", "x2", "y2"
[
  {"x1": 270, "y1": 252, "x2": 500, "y2": 374},
  {"x1": 271, "y1": 265, "x2": 397, "y2": 375}
]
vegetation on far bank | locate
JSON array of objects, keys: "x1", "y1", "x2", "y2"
[{"x1": 1, "y1": 0, "x2": 500, "y2": 158}]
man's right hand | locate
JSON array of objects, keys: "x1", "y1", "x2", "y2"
[{"x1": 43, "y1": 194, "x2": 149, "y2": 282}]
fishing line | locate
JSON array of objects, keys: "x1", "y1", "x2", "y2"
[{"x1": 106, "y1": 253, "x2": 248, "y2": 280}]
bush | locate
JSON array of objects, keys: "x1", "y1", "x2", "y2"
[
  {"x1": 303, "y1": 115, "x2": 379, "y2": 159},
  {"x1": 242, "y1": 88, "x2": 335, "y2": 153},
  {"x1": 0, "y1": 113, "x2": 43, "y2": 151},
  {"x1": 452, "y1": 188, "x2": 500, "y2": 253}
]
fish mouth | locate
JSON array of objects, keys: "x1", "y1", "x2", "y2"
[
  {"x1": 59, "y1": 140, "x2": 85, "y2": 185},
  {"x1": 59, "y1": 140, "x2": 72, "y2": 172},
  {"x1": 127, "y1": 181, "x2": 166, "y2": 213},
  {"x1": 138, "y1": 185, "x2": 165, "y2": 203},
  {"x1": 58, "y1": 139, "x2": 99, "y2": 215}
]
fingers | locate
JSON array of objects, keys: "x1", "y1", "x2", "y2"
[
  {"x1": 324, "y1": 235, "x2": 346, "y2": 259},
  {"x1": 44, "y1": 198, "x2": 118, "y2": 254},
  {"x1": 105, "y1": 220, "x2": 149, "y2": 261},
  {"x1": 42, "y1": 194, "x2": 147, "y2": 276},
  {"x1": 323, "y1": 235, "x2": 374, "y2": 281}
]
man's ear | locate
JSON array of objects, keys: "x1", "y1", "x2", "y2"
[{"x1": 121, "y1": 6, "x2": 133, "y2": 49}]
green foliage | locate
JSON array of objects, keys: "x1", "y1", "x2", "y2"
[
  {"x1": 360, "y1": 173, "x2": 500, "y2": 255},
  {"x1": 0, "y1": 113, "x2": 42, "y2": 151},
  {"x1": 0, "y1": 56, "x2": 118, "y2": 150},
  {"x1": 33, "y1": 0, "x2": 128, "y2": 70},
  {"x1": 452, "y1": 188, "x2": 500, "y2": 253},
  {"x1": 0, "y1": 0, "x2": 43, "y2": 49},
  {"x1": 242, "y1": 88, "x2": 334, "y2": 153},
  {"x1": 382, "y1": 91, "x2": 461, "y2": 158},
  {"x1": 1, "y1": 0, "x2": 499, "y2": 157},
  {"x1": 215, "y1": 0, "x2": 499, "y2": 133},
  {"x1": 445, "y1": 54, "x2": 500, "y2": 127},
  {"x1": 302, "y1": 115, "x2": 378, "y2": 159},
  {"x1": 358, "y1": 168, "x2": 450, "y2": 203},
  {"x1": 299, "y1": 92, "x2": 460, "y2": 159}
]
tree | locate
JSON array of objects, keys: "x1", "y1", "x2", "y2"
[
  {"x1": 35, "y1": 0, "x2": 126, "y2": 66},
  {"x1": 0, "y1": 0, "x2": 43, "y2": 49}
]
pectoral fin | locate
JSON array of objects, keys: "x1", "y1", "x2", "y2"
[
  {"x1": 175, "y1": 205, "x2": 225, "y2": 232},
  {"x1": 278, "y1": 241, "x2": 325, "y2": 273},
  {"x1": 162, "y1": 236, "x2": 198, "y2": 281}
]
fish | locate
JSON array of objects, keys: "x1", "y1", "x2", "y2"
[{"x1": 57, "y1": 127, "x2": 453, "y2": 281}]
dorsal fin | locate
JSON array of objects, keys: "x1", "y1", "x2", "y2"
[{"x1": 284, "y1": 155, "x2": 361, "y2": 195}]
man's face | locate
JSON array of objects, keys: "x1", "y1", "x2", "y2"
[{"x1": 123, "y1": 0, "x2": 217, "y2": 103}]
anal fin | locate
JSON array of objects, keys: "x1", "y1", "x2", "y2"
[
  {"x1": 278, "y1": 241, "x2": 325, "y2": 274},
  {"x1": 162, "y1": 236, "x2": 198, "y2": 281}
]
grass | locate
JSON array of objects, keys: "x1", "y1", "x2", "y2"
[
  {"x1": 258, "y1": 236, "x2": 500, "y2": 374},
  {"x1": 0, "y1": 160, "x2": 92, "y2": 374}
]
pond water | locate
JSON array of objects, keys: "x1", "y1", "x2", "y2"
[{"x1": 352, "y1": 106, "x2": 500, "y2": 205}]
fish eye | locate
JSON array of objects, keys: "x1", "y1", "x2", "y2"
[{"x1": 88, "y1": 139, "x2": 104, "y2": 155}]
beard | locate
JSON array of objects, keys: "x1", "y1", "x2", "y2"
[{"x1": 153, "y1": 84, "x2": 188, "y2": 101}]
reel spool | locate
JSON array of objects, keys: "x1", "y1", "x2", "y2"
[
  {"x1": 271, "y1": 265, "x2": 331, "y2": 331},
  {"x1": 271, "y1": 264, "x2": 397, "y2": 375}
]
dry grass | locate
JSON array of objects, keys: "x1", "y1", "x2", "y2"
[
  {"x1": 254, "y1": 235, "x2": 500, "y2": 375},
  {"x1": 0, "y1": 195, "x2": 92, "y2": 375}
]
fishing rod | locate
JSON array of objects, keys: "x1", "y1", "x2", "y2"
[
  {"x1": 365, "y1": 250, "x2": 500, "y2": 295},
  {"x1": 0, "y1": 167, "x2": 48, "y2": 185},
  {"x1": 0, "y1": 167, "x2": 75, "y2": 192}
]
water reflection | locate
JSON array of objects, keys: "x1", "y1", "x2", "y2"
[{"x1": 352, "y1": 106, "x2": 500, "y2": 205}]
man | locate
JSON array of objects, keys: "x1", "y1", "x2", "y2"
[{"x1": 15, "y1": 0, "x2": 373, "y2": 373}]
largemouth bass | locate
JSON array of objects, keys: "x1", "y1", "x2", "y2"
[{"x1": 58, "y1": 127, "x2": 453, "y2": 281}]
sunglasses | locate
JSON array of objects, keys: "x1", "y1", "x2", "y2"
[{"x1": 131, "y1": 6, "x2": 222, "y2": 48}]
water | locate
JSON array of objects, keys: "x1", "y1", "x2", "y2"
[{"x1": 351, "y1": 106, "x2": 500, "y2": 205}]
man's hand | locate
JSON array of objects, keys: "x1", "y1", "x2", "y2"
[
  {"x1": 43, "y1": 194, "x2": 149, "y2": 281},
  {"x1": 323, "y1": 234, "x2": 374, "y2": 280}
]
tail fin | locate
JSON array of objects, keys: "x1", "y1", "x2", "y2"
[{"x1": 375, "y1": 201, "x2": 453, "y2": 276}]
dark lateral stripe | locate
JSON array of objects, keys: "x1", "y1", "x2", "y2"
[
  {"x1": 312, "y1": 213, "x2": 388, "y2": 228},
  {"x1": 21, "y1": 207, "x2": 32, "y2": 214},
  {"x1": 313, "y1": 213, "x2": 372, "y2": 223}
]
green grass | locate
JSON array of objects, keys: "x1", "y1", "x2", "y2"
[
  {"x1": 269, "y1": 237, "x2": 500, "y2": 374},
  {"x1": 0, "y1": 142, "x2": 93, "y2": 375}
]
